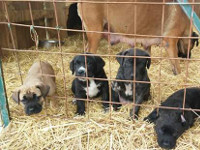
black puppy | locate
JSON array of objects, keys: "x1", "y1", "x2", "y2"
[
  {"x1": 177, "y1": 31, "x2": 199, "y2": 58},
  {"x1": 70, "y1": 53, "x2": 109, "y2": 115},
  {"x1": 144, "y1": 87, "x2": 200, "y2": 149},
  {"x1": 112, "y1": 49, "x2": 151, "y2": 118}
]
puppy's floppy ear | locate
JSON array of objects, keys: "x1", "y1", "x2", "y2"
[
  {"x1": 70, "y1": 59, "x2": 74, "y2": 74},
  {"x1": 12, "y1": 89, "x2": 20, "y2": 104},
  {"x1": 116, "y1": 50, "x2": 129, "y2": 65},
  {"x1": 180, "y1": 114, "x2": 187, "y2": 126},
  {"x1": 180, "y1": 111, "x2": 194, "y2": 127},
  {"x1": 94, "y1": 56, "x2": 105, "y2": 69},
  {"x1": 36, "y1": 84, "x2": 50, "y2": 98},
  {"x1": 144, "y1": 109, "x2": 159, "y2": 123}
]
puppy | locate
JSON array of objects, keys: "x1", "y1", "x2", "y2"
[
  {"x1": 144, "y1": 87, "x2": 200, "y2": 149},
  {"x1": 12, "y1": 61, "x2": 56, "y2": 115},
  {"x1": 70, "y1": 53, "x2": 109, "y2": 115},
  {"x1": 112, "y1": 49, "x2": 151, "y2": 118}
]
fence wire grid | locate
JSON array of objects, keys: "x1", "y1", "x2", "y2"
[{"x1": 0, "y1": 0, "x2": 200, "y2": 122}]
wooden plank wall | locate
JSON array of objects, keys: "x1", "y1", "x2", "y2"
[{"x1": 0, "y1": 2, "x2": 68, "y2": 50}]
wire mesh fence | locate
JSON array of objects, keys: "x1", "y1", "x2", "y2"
[{"x1": 0, "y1": 0, "x2": 200, "y2": 149}]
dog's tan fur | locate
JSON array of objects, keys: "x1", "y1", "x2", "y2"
[
  {"x1": 78, "y1": 0, "x2": 200, "y2": 74},
  {"x1": 12, "y1": 61, "x2": 56, "y2": 107}
]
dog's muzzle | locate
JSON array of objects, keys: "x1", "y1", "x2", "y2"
[
  {"x1": 77, "y1": 67, "x2": 86, "y2": 76},
  {"x1": 25, "y1": 103, "x2": 42, "y2": 115}
]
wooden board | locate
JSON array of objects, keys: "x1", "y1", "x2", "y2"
[{"x1": 0, "y1": 2, "x2": 68, "y2": 49}]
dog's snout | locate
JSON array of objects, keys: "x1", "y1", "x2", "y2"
[
  {"x1": 162, "y1": 141, "x2": 170, "y2": 147},
  {"x1": 26, "y1": 103, "x2": 42, "y2": 115},
  {"x1": 77, "y1": 67, "x2": 86, "y2": 76},
  {"x1": 78, "y1": 69, "x2": 85, "y2": 75},
  {"x1": 28, "y1": 106, "x2": 35, "y2": 112}
]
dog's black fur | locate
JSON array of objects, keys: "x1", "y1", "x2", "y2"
[
  {"x1": 112, "y1": 49, "x2": 151, "y2": 118},
  {"x1": 178, "y1": 32, "x2": 199, "y2": 58},
  {"x1": 144, "y1": 87, "x2": 200, "y2": 149},
  {"x1": 70, "y1": 53, "x2": 109, "y2": 115}
]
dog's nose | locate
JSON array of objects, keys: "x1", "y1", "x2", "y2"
[
  {"x1": 77, "y1": 69, "x2": 85, "y2": 76},
  {"x1": 28, "y1": 106, "x2": 35, "y2": 112},
  {"x1": 162, "y1": 141, "x2": 171, "y2": 147}
]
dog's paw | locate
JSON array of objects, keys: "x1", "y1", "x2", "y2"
[
  {"x1": 76, "y1": 110, "x2": 85, "y2": 116},
  {"x1": 72, "y1": 99, "x2": 77, "y2": 105},
  {"x1": 143, "y1": 116, "x2": 152, "y2": 123},
  {"x1": 129, "y1": 109, "x2": 138, "y2": 120},
  {"x1": 104, "y1": 107, "x2": 110, "y2": 113},
  {"x1": 113, "y1": 105, "x2": 121, "y2": 111}
]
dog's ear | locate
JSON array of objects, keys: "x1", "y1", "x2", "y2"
[
  {"x1": 180, "y1": 114, "x2": 187, "y2": 126},
  {"x1": 36, "y1": 84, "x2": 50, "y2": 98},
  {"x1": 144, "y1": 109, "x2": 159, "y2": 123},
  {"x1": 12, "y1": 89, "x2": 20, "y2": 104},
  {"x1": 94, "y1": 56, "x2": 105, "y2": 70},
  {"x1": 192, "y1": 32, "x2": 199, "y2": 47},
  {"x1": 116, "y1": 50, "x2": 129, "y2": 65},
  {"x1": 180, "y1": 111, "x2": 194, "y2": 127},
  {"x1": 70, "y1": 59, "x2": 74, "y2": 74}
]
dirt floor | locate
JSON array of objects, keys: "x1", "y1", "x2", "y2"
[{"x1": 0, "y1": 34, "x2": 200, "y2": 149}]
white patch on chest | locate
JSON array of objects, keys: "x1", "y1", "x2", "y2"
[
  {"x1": 125, "y1": 84, "x2": 133, "y2": 96},
  {"x1": 84, "y1": 79, "x2": 101, "y2": 98}
]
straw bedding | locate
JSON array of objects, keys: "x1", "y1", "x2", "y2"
[{"x1": 0, "y1": 34, "x2": 200, "y2": 149}]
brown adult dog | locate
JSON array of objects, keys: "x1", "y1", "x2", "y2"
[
  {"x1": 78, "y1": 0, "x2": 200, "y2": 74},
  {"x1": 12, "y1": 61, "x2": 56, "y2": 115}
]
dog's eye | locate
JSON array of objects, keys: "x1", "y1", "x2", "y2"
[{"x1": 21, "y1": 99, "x2": 28, "y2": 104}]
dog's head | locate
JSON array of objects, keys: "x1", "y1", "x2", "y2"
[
  {"x1": 112, "y1": 49, "x2": 150, "y2": 98},
  {"x1": 144, "y1": 108, "x2": 194, "y2": 149},
  {"x1": 178, "y1": 32, "x2": 199, "y2": 58},
  {"x1": 70, "y1": 53, "x2": 105, "y2": 80},
  {"x1": 12, "y1": 83, "x2": 50, "y2": 115}
]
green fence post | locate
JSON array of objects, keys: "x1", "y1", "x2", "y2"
[{"x1": 0, "y1": 48, "x2": 10, "y2": 127}]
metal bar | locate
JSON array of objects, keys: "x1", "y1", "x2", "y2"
[
  {"x1": 52, "y1": 1, "x2": 68, "y2": 115},
  {"x1": 1, "y1": 0, "x2": 200, "y2": 5},
  {"x1": 0, "y1": 48, "x2": 10, "y2": 127},
  {"x1": 177, "y1": 0, "x2": 200, "y2": 33}
]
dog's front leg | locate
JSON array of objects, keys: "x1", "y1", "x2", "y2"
[
  {"x1": 101, "y1": 81, "x2": 109, "y2": 112},
  {"x1": 76, "y1": 98, "x2": 86, "y2": 115},
  {"x1": 111, "y1": 89, "x2": 121, "y2": 111},
  {"x1": 130, "y1": 96, "x2": 144, "y2": 119},
  {"x1": 75, "y1": 89, "x2": 87, "y2": 115}
]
